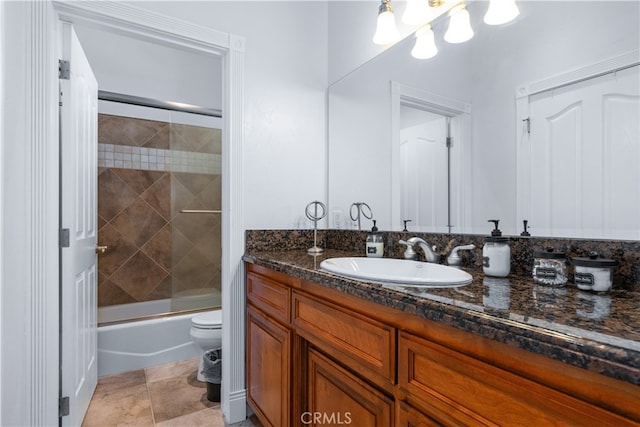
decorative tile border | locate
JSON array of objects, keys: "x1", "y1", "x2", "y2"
[{"x1": 98, "y1": 143, "x2": 221, "y2": 174}]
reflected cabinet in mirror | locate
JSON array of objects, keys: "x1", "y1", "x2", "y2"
[{"x1": 328, "y1": 1, "x2": 639, "y2": 239}]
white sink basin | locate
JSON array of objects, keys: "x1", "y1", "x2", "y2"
[{"x1": 320, "y1": 257, "x2": 473, "y2": 287}]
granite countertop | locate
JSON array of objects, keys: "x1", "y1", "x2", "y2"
[{"x1": 244, "y1": 249, "x2": 640, "y2": 387}]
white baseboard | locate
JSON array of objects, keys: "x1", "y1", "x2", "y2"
[{"x1": 223, "y1": 389, "x2": 247, "y2": 424}]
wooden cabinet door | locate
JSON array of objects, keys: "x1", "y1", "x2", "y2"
[
  {"x1": 247, "y1": 305, "x2": 291, "y2": 427},
  {"x1": 306, "y1": 347, "x2": 393, "y2": 427}
]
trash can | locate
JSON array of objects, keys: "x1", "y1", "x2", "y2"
[{"x1": 202, "y1": 348, "x2": 222, "y2": 402}]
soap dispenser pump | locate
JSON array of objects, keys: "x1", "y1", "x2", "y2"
[
  {"x1": 483, "y1": 219, "x2": 511, "y2": 277},
  {"x1": 366, "y1": 220, "x2": 384, "y2": 258}
]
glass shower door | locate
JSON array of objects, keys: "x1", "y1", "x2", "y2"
[
  {"x1": 169, "y1": 118, "x2": 222, "y2": 312},
  {"x1": 97, "y1": 105, "x2": 222, "y2": 323}
]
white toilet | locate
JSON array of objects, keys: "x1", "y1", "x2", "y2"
[{"x1": 190, "y1": 310, "x2": 222, "y2": 381}]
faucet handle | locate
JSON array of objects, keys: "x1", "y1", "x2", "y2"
[
  {"x1": 399, "y1": 239, "x2": 417, "y2": 260},
  {"x1": 447, "y1": 244, "x2": 476, "y2": 267}
]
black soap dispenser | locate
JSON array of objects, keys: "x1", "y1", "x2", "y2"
[
  {"x1": 366, "y1": 220, "x2": 384, "y2": 258},
  {"x1": 482, "y1": 219, "x2": 511, "y2": 277}
]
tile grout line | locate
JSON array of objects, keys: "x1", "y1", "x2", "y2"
[{"x1": 144, "y1": 367, "x2": 158, "y2": 426}]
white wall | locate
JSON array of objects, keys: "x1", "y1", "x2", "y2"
[
  {"x1": 328, "y1": 1, "x2": 424, "y2": 86},
  {"x1": 0, "y1": 0, "x2": 4, "y2": 422},
  {"x1": 328, "y1": 1, "x2": 385, "y2": 86},
  {"x1": 124, "y1": 1, "x2": 329, "y2": 230},
  {"x1": 73, "y1": 25, "x2": 223, "y2": 110}
]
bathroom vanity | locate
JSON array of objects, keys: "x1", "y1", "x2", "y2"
[{"x1": 244, "y1": 248, "x2": 640, "y2": 426}]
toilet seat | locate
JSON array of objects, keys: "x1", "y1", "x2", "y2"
[{"x1": 191, "y1": 310, "x2": 222, "y2": 329}]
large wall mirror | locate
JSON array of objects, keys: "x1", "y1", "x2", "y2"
[{"x1": 327, "y1": 1, "x2": 639, "y2": 239}]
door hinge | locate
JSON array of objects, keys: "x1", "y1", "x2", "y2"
[
  {"x1": 59, "y1": 396, "x2": 70, "y2": 417},
  {"x1": 446, "y1": 136, "x2": 453, "y2": 148},
  {"x1": 58, "y1": 60, "x2": 70, "y2": 80},
  {"x1": 60, "y1": 228, "x2": 70, "y2": 248},
  {"x1": 522, "y1": 117, "x2": 531, "y2": 134}
]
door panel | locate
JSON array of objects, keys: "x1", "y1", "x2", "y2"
[
  {"x1": 528, "y1": 66, "x2": 639, "y2": 239},
  {"x1": 399, "y1": 111, "x2": 449, "y2": 233},
  {"x1": 603, "y1": 94, "x2": 640, "y2": 238},
  {"x1": 60, "y1": 21, "x2": 98, "y2": 426}
]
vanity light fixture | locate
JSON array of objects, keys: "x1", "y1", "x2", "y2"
[
  {"x1": 373, "y1": 0, "x2": 401, "y2": 45},
  {"x1": 484, "y1": 0, "x2": 520, "y2": 25},
  {"x1": 411, "y1": 24, "x2": 438, "y2": 59},
  {"x1": 376, "y1": 0, "x2": 520, "y2": 60},
  {"x1": 444, "y1": 2, "x2": 474, "y2": 44}
]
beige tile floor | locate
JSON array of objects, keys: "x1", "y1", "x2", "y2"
[{"x1": 82, "y1": 358, "x2": 261, "y2": 426}]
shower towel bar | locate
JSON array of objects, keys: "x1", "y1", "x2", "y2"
[{"x1": 180, "y1": 209, "x2": 222, "y2": 214}]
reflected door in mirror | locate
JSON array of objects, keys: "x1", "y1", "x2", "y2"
[
  {"x1": 400, "y1": 107, "x2": 449, "y2": 233},
  {"x1": 527, "y1": 65, "x2": 639, "y2": 239}
]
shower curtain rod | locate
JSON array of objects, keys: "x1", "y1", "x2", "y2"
[{"x1": 98, "y1": 90, "x2": 222, "y2": 118}]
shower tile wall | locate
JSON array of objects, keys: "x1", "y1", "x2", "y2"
[{"x1": 97, "y1": 114, "x2": 221, "y2": 308}]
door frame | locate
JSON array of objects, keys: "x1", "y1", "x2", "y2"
[
  {"x1": 1, "y1": 1, "x2": 246, "y2": 424},
  {"x1": 390, "y1": 81, "x2": 472, "y2": 233},
  {"x1": 515, "y1": 49, "x2": 639, "y2": 232},
  {"x1": 52, "y1": 2, "x2": 247, "y2": 423},
  {"x1": 0, "y1": 2, "x2": 60, "y2": 425}
]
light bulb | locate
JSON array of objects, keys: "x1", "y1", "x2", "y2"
[
  {"x1": 402, "y1": 0, "x2": 430, "y2": 26},
  {"x1": 484, "y1": 0, "x2": 520, "y2": 25},
  {"x1": 444, "y1": 3, "x2": 474, "y2": 44},
  {"x1": 411, "y1": 25, "x2": 438, "y2": 59},
  {"x1": 373, "y1": 1, "x2": 401, "y2": 45}
]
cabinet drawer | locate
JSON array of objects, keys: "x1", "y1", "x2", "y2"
[
  {"x1": 292, "y1": 291, "x2": 395, "y2": 389},
  {"x1": 398, "y1": 331, "x2": 636, "y2": 426},
  {"x1": 247, "y1": 270, "x2": 290, "y2": 324}
]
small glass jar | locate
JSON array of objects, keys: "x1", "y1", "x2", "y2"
[
  {"x1": 533, "y1": 247, "x2": 568, "y2": 286},
  {"x1": 572, "y1": 252, "x2": 618, "y2": 292}
]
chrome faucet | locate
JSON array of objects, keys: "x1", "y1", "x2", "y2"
[{"x1": 399, "y1": 237, "x2": 440, "y2": 263}]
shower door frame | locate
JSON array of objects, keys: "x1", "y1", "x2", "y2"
[{"x1": 51, "y1": 2, "x2": 247, "y2": 424}]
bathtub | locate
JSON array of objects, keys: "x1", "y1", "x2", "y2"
[{"x1": 98, "y1": 301, "x2": 216, "y2": 377}]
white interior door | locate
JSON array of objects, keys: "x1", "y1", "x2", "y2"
[
  {"x1": 399, "y1": 108, "x2": 448, "y2": 232},
  {"x1": 60, "y1": 22, "x2": 98, "y2": 426},
  {"x1": 528, "y1": 66, "x2": 640, "y2": 239}
]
